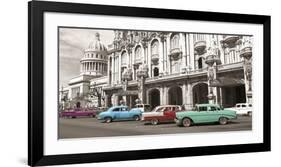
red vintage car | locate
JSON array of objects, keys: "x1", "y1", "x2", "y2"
[
  {"x1": 141, "y1": 105, "x2": 182, "y2": 125},
  {"x1": 59, "y1": 108, "x2": 97, "y2": 118}
]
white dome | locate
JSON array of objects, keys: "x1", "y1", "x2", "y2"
[{"x1": 86, "y1": 33, "x2": 107, "y2": 52}]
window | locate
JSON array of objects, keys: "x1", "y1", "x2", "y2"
[
  {"x1": 135, "y1": 46, "x2": 142, "y2": 60},
  {"x1": 112, "y1": 108, "x2": 120, "y2": 112},
  {"x1": 199, "y1": 106, "x2": 207, "y2": 111},
  {"x1": 242, "y1": 104, "x2": 246, "y2": 107},
  {"x1": 151, "y1": 40, "x2": 159, "y2": 55},
  {"x1": 121, "y1": 52, "x2": 127, "y2": 65},
  {"x1": 153, "y1": 67, "x2": 159, "y2": 77},
  {"x1": 209, "y1": 106, "x2": 217, "y2": 111},
  {"x1": 171, "y1": 34, "x2": 179, "y2": 49}
]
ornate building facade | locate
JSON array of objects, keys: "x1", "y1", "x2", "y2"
[
  {"x1": 103, "y1": 31, "x2": 253, "y2": 110},
  {"x1": 60, "y1": 30, "x2": 253, "y2": 111}
]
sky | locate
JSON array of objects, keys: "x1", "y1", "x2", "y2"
[{"x1": 59, "y1": 28, "x2": 114, "y2": 87}]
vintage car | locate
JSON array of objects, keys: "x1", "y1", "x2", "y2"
[
  {"x1": 59, "y1": 108, "x2": 96, "y2": 118},
  {"x1": 141, "y1": 105, "x2": 182, "y2": 125},
  {"x1": 97, "y1": 106, "x2": 143, "y2": 123},
  {"x1": 175, "y1": 104, "x2": 237, "y2": 127},
  {"x1": 226, "y1": 103, "x2": 252, "y2": 116}
]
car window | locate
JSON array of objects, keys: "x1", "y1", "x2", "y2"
[
  {"x1": 236, "y1": 104, "x2": 240, "y2": 108},
  {"x1": 249, "y1": 104, "x2": 252, "y2": 107},
  {"x1": 112, "y1": 108, "x2": 120, "y2": 112},
  {"x1": 121, "y1": 107, "x2": 127, "y2": 111},
  {"x1": 241, "y1": 104, "x2": 246, "y2": 107},
  {"x1": 199, "y1": 106, "x2": 207, "y2": 111},
  {"x1": 209, "y1": 106, "x2": 217, "y2": 111},
  {"x1": 156, "y1": 107, "x2": 164, "y2": 112}
]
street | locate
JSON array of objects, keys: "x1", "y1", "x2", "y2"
[{"x1": 59, "y1": 116, "x2": 252, "y2": 139}]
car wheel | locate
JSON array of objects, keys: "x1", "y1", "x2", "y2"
[
  {"x1": 133, "y1": 115, "x2": 140, "y2": 121},
  {"x1": 71, "y1": 116, "x2": 76, "y2": 119},
  {"x1": 219, "y1": 117, "x2": 228, "y2": 125},
  {"x1": 182, "y1": 118, "x2": 192, "y2": 127},
  {"x1": 104, "y1": 117, "x2": 112, "y2": 123},
  {"x1": 151, "y1": 119, "x2": 159, "y2": 125},
  {"x1": 247, "y1": 111, "x2": 252, "y2": 117}
]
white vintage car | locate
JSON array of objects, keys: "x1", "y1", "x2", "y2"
[{"x1": 226, "y1": 103, "x2": 252, "y2": 116}]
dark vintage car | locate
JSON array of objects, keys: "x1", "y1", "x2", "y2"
[{"x1": 59, "y1": 108, "x2": 97, "y2": 118}]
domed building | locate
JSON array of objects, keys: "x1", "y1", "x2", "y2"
[
  {"x1": 60, "y1": 33, "x2": 109, "y2": 109},
  {"x1": 80, "y1": 33, "x2": 108, "y2": 76}
]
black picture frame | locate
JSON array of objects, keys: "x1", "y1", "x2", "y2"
[{"x1": 28, "y1": 0, "x2": 271, "y2": 166}]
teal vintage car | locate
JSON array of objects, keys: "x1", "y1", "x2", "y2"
[{"x1": 175, "y1": 104, "x2": 237, "y2": 127}]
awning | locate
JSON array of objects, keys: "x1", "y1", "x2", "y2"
[{"x1": 210, "y1": 77, "x2": 244, "y2": 87}]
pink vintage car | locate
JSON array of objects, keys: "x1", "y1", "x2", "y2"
[{"x1": 59, "y1": 108, "x2": 97, "y2": 118}]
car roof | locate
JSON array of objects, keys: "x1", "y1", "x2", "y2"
[
  {"x1": 110, "y1": 105, "x2": 128, "y2": 109},
  {"x1": 157, "y1": 105, "x2": 181, "y2": 107},
  {"x1": 196, "y1": 104, "x2": 219, "y2": 107}
]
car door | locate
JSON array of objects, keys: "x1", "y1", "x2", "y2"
[
  {"x1": 196, "y1": 106, "x2": 209, "y2": 123},
  {"x1": 112, "y1": 107, "x2": 121, "y2": 119},
  {"x1": 118, "y1": 107, "x2": 130, "y2": 119},
  {"x1": 164, "y1": 107, "x2": 176, "y2": 121},
  {"x1": 207, "y1": 106, "x2": 220, "y2": 122}
]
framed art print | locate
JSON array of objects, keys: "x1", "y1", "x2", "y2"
[{"x1": 28, "y1": 1, "x2": 271, "y2": 166}]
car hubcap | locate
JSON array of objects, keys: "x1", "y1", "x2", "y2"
[
  {"x1": 220, "y1": 118, "x2": 227, "y2": 124},
  {"x1": 183, "y1": 119, "x2": 191, "y2": 127},
  {"x1": 151, "y1": 119, "x2": 158, "y2": 125}
]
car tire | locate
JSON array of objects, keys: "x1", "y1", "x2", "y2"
[
  {"x1": 104, "y1": 117, "x2": 112, "y2": 123},
  {"x1": 71, "y1": 116, "x2": 76, "y2": 119},
  {"x1": 182, "y1": 118, "x2": 192, "y2": 127},
  {"x1": 151, "y1": 119, "x2": 159, "y2": 125},
  {"x1": 219, "y1": 117, "x2": 228, "y2": 125},
  {"x1": 133, "y1": 115, "x2": 140, "y2": 121}
]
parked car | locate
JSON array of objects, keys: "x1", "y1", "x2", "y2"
[
  {"x1": 226, "y1": 103, "x2": 252, "y2": 116},
  {"x1": 59, "y1": 108, "x2": 96, "y2": 118},
  {"x1": 141, "y1": 105, "x2": 182, "y2": 125},
  {"x1": 175, "y1": 104, "x2": 237, "y2": 127},
  {"x1": 97, "y1": 106, "x2": 143, "y2": 123},
  {"x1": 135, "y1": 104, "x2": 151, "y2": 112}
]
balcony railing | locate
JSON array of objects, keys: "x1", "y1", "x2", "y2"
[
  {"x1": 169, "y1": 48, "x2": 182, "y2": 60},
  {"x1": 151, "y1": 54, "x2": 159, "y2": 64},
  {"x1": 194, "y1": 40, "x2": 206, "y2": 54},
  {"x1": 223, "y1": 35, "x2": 239, "y2": 44}
]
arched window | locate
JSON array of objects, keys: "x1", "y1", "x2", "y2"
[
  {"x1": 121, "y1": 51, "x2": 127, "y2": 65},
  {"x1": 151, "y1": 40, "x2": 159, "y2": 55},
  {"x1": 198, "y1": 57, "x2": 203, "y2": 69},
  {"x1": 135, "y1": 46, "x2": 142, "y2": 60},
  {"x1": 171, "y1": 34, "x2": 179, "y2": 49},
  {"x1": 153, "y1": 67, "x2": 159, "y2": 77}
]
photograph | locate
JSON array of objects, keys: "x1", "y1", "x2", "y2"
[{"x1": 58, "y1": 27, "x2": 253, "y2": 139}]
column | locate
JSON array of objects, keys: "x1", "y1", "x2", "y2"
[
  {"x1": 189, "y1": 34, "x2": 195, "y2": 70},
  {"x1": 112, "y1": 55, "x2": 115, "y2": 84},
  {"x1": 186, "y1": 82, "x2": 193, "y2": 110},
  {"x1": 166, "y1": 35, "x2": 171, "y2": 74},
  {"x1": 185, "y1": 33, "x2": 190, "y2": 67},
  {"x1": 180, "y1": 33, "x2": 187, "y2": 69},
  {"x1": 119, "y1": 54, "x2": 122, "y2": 82},
  {"x1": 163, "y1": 39, "x2": 167, "y2": 73},
  {"x1": 159, "y1": 39, "x2": 164, "y2": 74},
  {"x1": 147, "y1": 42, "x2": 152, "y2": 77}
]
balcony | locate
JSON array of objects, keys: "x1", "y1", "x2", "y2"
[
  {"x1": 151, "y1": 54, "x2": 159, "y2": 64},
  {"x1": 240, "y1": 46, "x2": 252, "y2": 59},
  {"x1": 194, "y1": 40, "x2": 206, "y2": 55},
  {"x1": 222, "y1": 35, "x2": 239, "y2": 48},
  {"x1": 169, "y1": 48, "x2": 182, "y2": 60}
]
